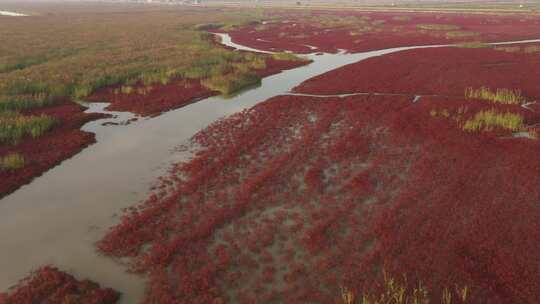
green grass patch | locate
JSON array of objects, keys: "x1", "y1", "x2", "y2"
[
  {"x1": 456, "y1": 42, "x2": 490, "y2": 48},
  {"x1": 494, "y1": 46, "x2": 521, "y2": 53},
  {"x1": 271, "y1": 52, "x2": 304, "y2": 62},
  {"x1": 430, "y1": 108, "x2": 451, "y2": 118},
  {"x1": 341, "y1": 273, "x2": 469, "y2": 304},
  {"x1": 0, "y1": 7, "x2": 270, "y2": 110},
  {"x1": 462, "y1": 110, "x2": 524, "y2": 132},
  {"x1": 416, "y1": 23, "x2": 461, "y2": 31},
  {"x1": 194, "y1": 23, "x2": 225, "y2": 31},
  {"x1": 446, "y1": 31, "x2": 480, "y2": 39},
  {"x1": 392, "y1": 16, "x2": 412, "y2": 21},
  {"x1": 0, "y1": 111, "x2": 57, "y2": 144},
  {"x1": 201, "y1": 72, "x2": 261, "y2": 95},
  {"x1": 0, "y1": 94, "x2": 55, "y2": 112},
  {"x1": 465, "y1": 87, "x2": 525, "y2": 104},
  {"x1": 0, "y1": 153, "x2": 25, "y2": 170},
  {"x1": 310, "y1": 15, "x2": 372, "y2": 29},
  {"x1": 492, "y1": 44, "x2": 540, "y2": 56},
  {"x1": 0, "y1": 56, "x2": 48, "y2": 73},
  {"x1": 232, "y1": 59, "x2": 266, "y2": 73},
  {"x1": 524, "y1": 45, "x2": 540, "y2": 53},
  {"x1": 120, "y1": 85, "x2": 135, "y2": 94}
]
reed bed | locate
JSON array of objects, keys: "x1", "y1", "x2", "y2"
[
  {"x1": 465, "y1": 87, "x2": 525, "y2": 104},
  {"x1": 342, "y1": 274, "x2": 469, "y2": 304},
  {"x1": 0, "y1": 4, "x2": 269, "y2": 111},
  {"x1": 416, "y1": 24, "x2": 461, "y2": 31},
  {"x1": 0, "y1": 153, "x2": 25, "y2": 170},
  {"x1": 462, "y1": 109, "x2": 524, "y2": 132},
  {"x1": 0, "y1": 111, "x2": 56, "y2": 144}
]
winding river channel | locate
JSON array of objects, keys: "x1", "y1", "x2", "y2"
[{"x1": 1, "y1": 34, "x2": 539, "y2": 303}]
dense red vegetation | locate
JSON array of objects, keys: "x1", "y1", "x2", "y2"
[
  {"x1": 0, "y1": 100, "x2": 106, "y2": 199},
  {"x1": 256, "y1": 57, "x2": 310, "y2": 78},
  {"x1": 87, "y1": 79, "x2": 214, "y2": 117},
  {"x1": 371, "y1": 95, "x2": 540, "y2": 303},
  {"x1": 99, "y1": 90, "x2": 540, "y2": 303},
  {"x1": 223, "y1": 11, "x2": 540, "y2": 54},
  {"x1": 87, "y1": 59, "x2": 309, "y2": 117},
  {"x1": 0, "y1": 266, "x2": 119, "y2": 304},
  {"x1": 294, "y1": 45, "x2": 540, "y2": 97}
]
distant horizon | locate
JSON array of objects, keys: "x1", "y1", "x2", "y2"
[{"x1": 0, "y1": 0, "x2": 537, "y2": 3}]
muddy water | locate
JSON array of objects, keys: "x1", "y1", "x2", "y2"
[{"x1": 1, "y1": 34, "x2": 539, "y2": 303}]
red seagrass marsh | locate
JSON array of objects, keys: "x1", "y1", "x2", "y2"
[{"x1": 1, "y1": 2, "x2": 540, "y2": 304}]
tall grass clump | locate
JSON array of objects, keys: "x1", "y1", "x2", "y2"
[
  {"x1": 456, "y1": 42, "x2": 489, "y2": 48},
  {"x1": 120, "y1": 85, "x2": 134, "y2": 94},
  {"x1": 0, "y1": 56, "x2": 48, "y2": 73},
  {"x1": 72, "y1": 72, "x2": 140, "y2": 99},
  {"x1": 494, "y1": 46, "x2": 521, "y2": 53},
  {"x1": 271, "y1": 52, "x2": 304, "y2": 62},
  {"x1": 0, "y1": 7, "x2": 274, "y2": 111},
  {"x1": 201, "y1": 72, "x2": 261, "y2": 95},
  {"x1": 232, "y1": 59, "x2": 266, "y2": 73},
  {"x1": 465, "y1": 87, "x2": 525, "y2": 104},
  {"x1": 341, "y1": 274, "x2": 469, "y2": 304},
  {"x1": 0, "y1": 94, "x2": 55, "y2": 112},
  {"x1": 446, "y1": 31, "x2": 480, "y2": 39},
  {"x1": 180, "y1": 51, "x2": 245, "y2": 80},
  {"x1": 1, "y1": 81, "x2": 50, "y2": 97},
  {"x1": 0, "y1": 111, "x2": 57, "y2": 144},
  {"x1": 416, "y1": 24, "x2": 461, "y2": 31},
  {"x1": 524, "y1": 45, "x2": 540, "y2": 53},
  {"x1": 392, "y1": 16, "x2": 412, "y2": 21},
  {"x1": 0, "y1": 153, "x2": 25, "y2": 170},
  {"x1": 194, "y1": 23, "x2": 225, "y2": 31},
  {"x1": 462, "y1": 110, "x2": 524, "y2": 132}
]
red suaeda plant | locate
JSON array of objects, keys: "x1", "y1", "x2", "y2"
[
  {"x1": 87, "y1": 79, "x2": 214, "y2": 117},
  {"x1": 86, "y1": 58, "x2": 308, "y2": 117},
  {"x1": 355, "y1": 94, "x2": 540, "y2": 303},
  {"x1": 0, "y1": 266, "x2": 120, "y2": 304},
  {"x1": 0, "y1": 100, "x2": 107, "y2": 199},
  {"x1": 99, "y1": 94, "x2": 413, "y2": 303},
  {"x1": 100, "y1": 87, "x2": 540, "y2": 303},
  {"x1": 221, "y1": 10, "x2": 540, "y2": 54},
  {"x1": 294, "y1": 46, "x2": 540, "y2": 98}
]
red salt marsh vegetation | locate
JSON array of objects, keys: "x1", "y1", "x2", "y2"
[
  {"x1": 87, "y1": 55, "x2": 309, "y2": 117},
  {"x1": 87, "y1": 79, "x2": 214, "y2": 117},
  {"x1": 0, "y1": 52, "x2": 308, "y2": 197},
  {"x1": 294, "y1": 43, "x2": 540, "y2": 97},
  {"x1": 0, "y1": 101, "x2": 106, "y2": 199},
  {"x1": 221, "y1": 10, "x2": 540, "y2": 54},
  {"x1": 99, "y1": 89, "x2": 540, "y2": 303},
  {"x1": 0, "y1": 266, "x2": 119, "y2": 304},
  {"x1": 0, "y1": 3, "x2": 311, "y2": 196},
  {"x1": 4, "y1": 3, "x2": 540, "y2": 303}
]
